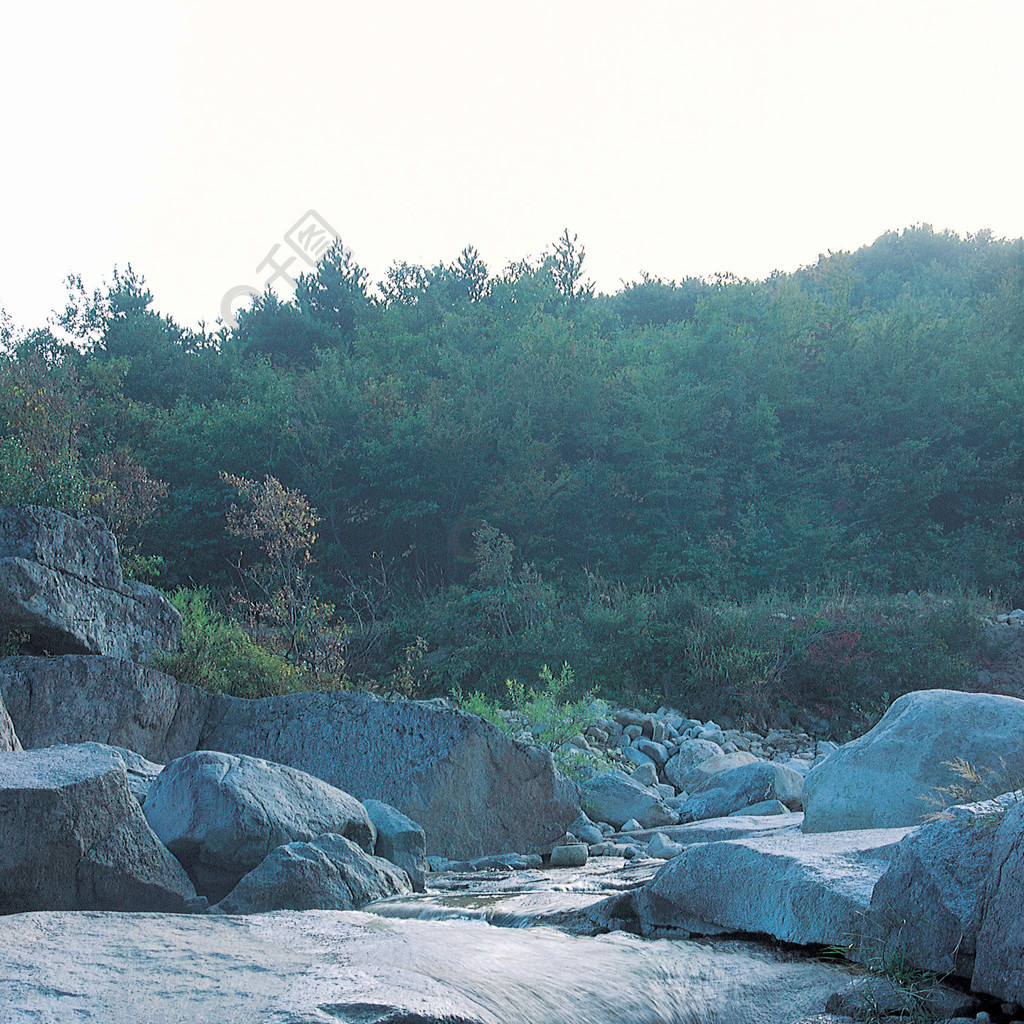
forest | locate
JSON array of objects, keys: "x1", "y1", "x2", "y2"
[{"x1": 2, "y1": 225, "x2": 1022, "y2": 733}]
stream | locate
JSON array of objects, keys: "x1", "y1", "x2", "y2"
[{"x1": 0, "y1": 857, "x2": 857, "y2": 1024}]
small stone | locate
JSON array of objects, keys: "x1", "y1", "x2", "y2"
[
  {"x1": 621, "y1": 818, "x2": 642, "y2": 832},
  {"x1": 549, "y1": 844, "x2": 588, "y2": 868},
  {"x1": 630, "y1": 762, "x2": 658, "y2": 788}
]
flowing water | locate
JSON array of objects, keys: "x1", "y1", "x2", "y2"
[{"x1": 0, "y1": 860, "x2": 854, "y2": 1023}]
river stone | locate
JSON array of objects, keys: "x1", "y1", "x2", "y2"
[
  {"x1": 211, "y1": 833, "x2": 410, "y2": 914},
  {"x1": 363, "y1": 798, "x2": 427, "y2": 892},
  {"x1": 728, "y1": 799, "x2": 790, "y2": 817},
  {"x1": 0, "y1": 659, "x2": 580, "y2": 860},
  {"x1": 0, "y1": 507, "x2": 181, "y2": 659},
  {"x1": 802, "y1": 689, "x2": 1024, "y2": 832},
  {"x1": 635, "y1": 826, "x2": 913, "y2": 945},
  {"x1": 0, "y1": 692, "x2": 20, "y2": 752},
  {"x1": 663, "y1": 738, "x2": 725, "y2": 789},
  {"x1": 549, "y1": 843, "x2": 588, "y2": 867},
  {"x1": 0, "y1": 744, "x2": 196, "y2": 912},
  {"x1": 580, "y1": 770, "x2": 676, "y2": 830},
  {"x1": 867, "y1": 795, "x2": 1018, "y2": 978},
  {"x1": 143, "y1": 750, "x2": 376, "y2": 901},
  {"x1": 630, "y1": 761, "x2": 658, "y2": 788},
  {"x1": 670, "y1": 750, "x2": 759, "y2": 793},
  {"x1": 675, "y1": 761, "x2": 804, "y2": 822},
  {"x1": 972, "y1": 799, "x2": 1024, "y2": 1005}
]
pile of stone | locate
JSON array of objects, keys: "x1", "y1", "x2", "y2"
[
  {"x1": 628, "y1": 687, "x2": 1024, "y2": 1013},
  {"x1": 548, "y1": 707, "x2": 833, "y2": 862}
]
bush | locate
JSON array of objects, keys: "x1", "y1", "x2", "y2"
[
  {"x1": 151, "y1": 587, "x2": 306, "y2": 698},
  {"x1": 452, "y1": 663, "x2": 615, "y2": 781}
]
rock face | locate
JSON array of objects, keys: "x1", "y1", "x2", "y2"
[
  {"x1": 0, "y1": 693, "x2": 21, "y2": 752},
  {"x1": 0, "y1": 657, "x2": 580, "y2": 860},
  {"x1": 802, "y1": 689, "x2": 1024, "y2": 832},
  {"x1": 675, "y1": 761, "x2": 803, "y2": 823},
  {"x1": 0, "y1": 744, "x2": 196, "y2": 913},
  {"x1": 867, "y1": 796, "x2": 1015, "y2": 978},
  {"x1": 972, "y1": 799, "x2": 1024, "y2": 1005},
  {"x1": 0, "y1": 506, "x2": 181, "y2": 659},
  {"x1": 211, "y1": 833, "x2": 410, "y2": 914},
  {"x1": 0, "y1": 655, "x2": 212, "y2": 761},
  {"x1": 363, "y1": 799, "x2": 427, "y2": 892},
  {"x1": 635, "y1": 827, "x2": 912, "y2": 945},
  {"x1": 143, "y1": 750, "x2": 376, "y2": 901},
  {"x1": 579, "y1": 770, "x2": 676, "y2": 830}
]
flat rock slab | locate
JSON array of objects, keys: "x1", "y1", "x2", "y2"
[
  {"x1": 635, "y1": 827, "x2": 914, "y2": 945},
  {"x1": 0, "y1": 909, "x2": 856, "y2": 1024}
]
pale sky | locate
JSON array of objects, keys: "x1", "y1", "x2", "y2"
[{"x1": 2, "y1": 0, "x2": 1023, "y2": 330}]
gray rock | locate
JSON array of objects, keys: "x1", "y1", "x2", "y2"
[
  {"x1": 0, "y1": 507, "x2": 180, "y2": 659},
  {"x1": 868, "y1": 796, "x2": 1017, "y2": 978},
  {"x1": 580, "y1": 770, "x2": 676, "y2": 830},
  {"x1": 0, "y1": 658, "x2": 580, "y2": 860},
  {"x1": 635, "y1": 827, "x2": 912, "y2": 944},
  {"x1": 549, "y1": 843, "x2": 588, "y2": 867},
  {"x1": 670, "y1": 749, "x2": 759, "y2": 793},
  {"x1": 621, "y1": 818, "x2": 643, "y2": 832},
  {"x1": 663, "y1": 738, "x2": 724, "y2": 789},
  {"x1": 47, "y1": 740, "x2": 163, "y2": 806},
  {"x1": 211, "y1": 833, "x2": 410, "y2": 914},
  {"x1": 0, "y1": 505, "x2": 123, "y2": 587},
  {"x1": 972, "y1": 799, "x2": 1024, "y2": 1005},
  {"x1": 363, "y1": 798, "x2": 427, "y2": 892},
  {"x1": 728, "y1": 799, "x2": 790, "y2": 817},
  {"x1": 620, "y1": 745, "x2": 656, "y2": 770},
  {"x1": 0, "y1": 692, "x2": 20, "y2": 752},
  {"x1": 802, "y1": 689, "x2": 1024, "y2": 832},
  {"x1": 647, "y1": 832, "x2": 685, "y2": 860},
  {"x1": 0, "y1": 655, "x2": 212, "y2": 761},
  {"x1": 0, "y1": 744, "x2": 196, "y2": 912},
  {"x1": 634, "y1": 737, "x2": 668, "y2": 768},
  {"x1": 824, "y1": 977, "x2": 980, "y2": 1022},
  {"x1": 675, "y1": 761, "x2": 803, "y2": 822},
  {"x1": 143, "y1": 750, "x2": 375, "y2": 901},
  {"x1": 630, "y1": 761, "x2": 658, "y2": 788},
  {"x1": 567, "y1": 814, "x2": 603, "y2": 846}
]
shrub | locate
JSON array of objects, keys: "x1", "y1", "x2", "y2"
[
  {"x1": 151, "y1": 587, "x2": 305, "y2": 698},
  {"x1": 451, "y1": 663, "x2": 614, "y2": 781}
]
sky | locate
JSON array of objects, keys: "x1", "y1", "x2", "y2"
[{"x1": 2, "y1": 0, "x2": 1023, "y2": 330}]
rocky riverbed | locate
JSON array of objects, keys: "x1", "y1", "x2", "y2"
[{"x1": 2, "y1": 505, "x2": 1023, "y2": 1023}]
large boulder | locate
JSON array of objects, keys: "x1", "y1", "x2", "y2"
[
  {"x1": 0, "y1": 657, "x2": 580, "y2": 860},
  {"x1": 0, "y1": 505, "x2": 181, "y2": 659},
  {"x1": 0, "y1": 744, "x2": 196, "y2": 912},
  {"x1": 668, "y1": 750, "x2": 759, "y2": 793},
  {"x1": 198, "y1": 690, "x2": 581, "y2": 860},
  {"x1": 972, "y1": 798, "x2": 1024, "y2": 1005},
  {"x1": 579, "y1": 770, "x2": 676, "y2": 830},
  {"x1": 211, "y1": 833, "x2": 410, "y2": 914},
  {"x1": 143, "y1": 750, "x2": 375, "y2": 901},
  {"x1": 663, "y1": 738, "x2": 726, "y2": 790},
  {"x1": 0, "y1": 692, "x2": 20, "y2": 752},
  {"x1": 0, "y1": 655, "x2": 212, "y2": 762},
  {"x1": 363, "y1": 798, "x2": 427, "y2": 892},
  {"x1": 802, "y1": 689, "x2": 1024, "y2": 832},
  {"x1": 675, "y1": 761, "x2": 803, "y2": 822},
  {"x1": 634, "y1": 826, "x2": 912, "y2": 945},
  {"x1": 867, "y1": 796, "x2": 1016, "y2": 978}
]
